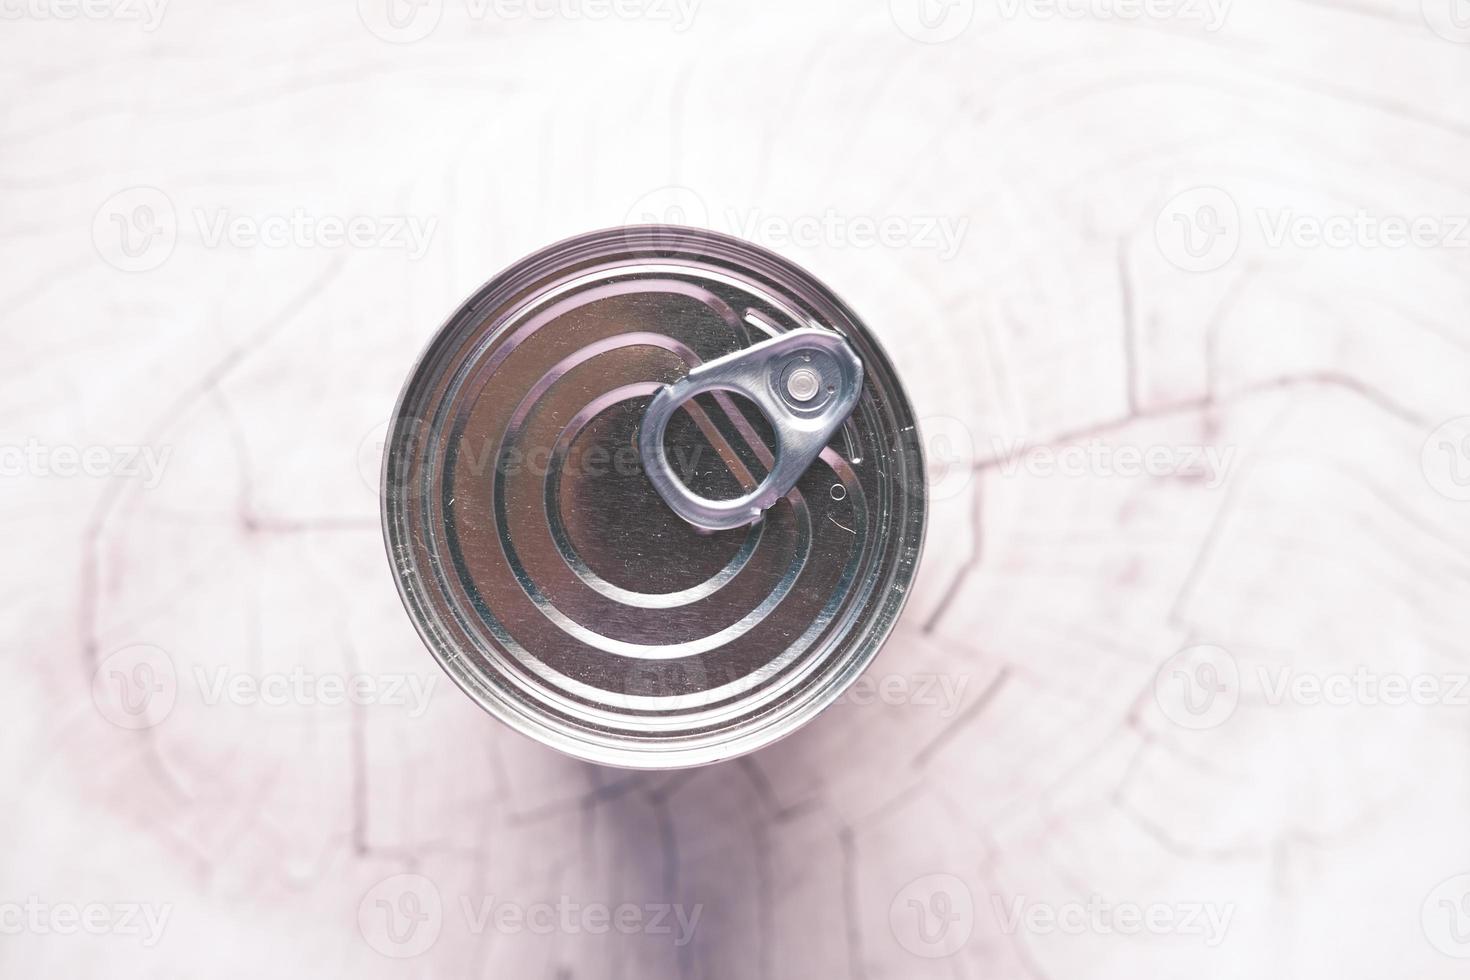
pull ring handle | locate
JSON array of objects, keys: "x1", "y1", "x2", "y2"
[{"x1": 639, "y1": 328, "x2": 864, "y2": 531}]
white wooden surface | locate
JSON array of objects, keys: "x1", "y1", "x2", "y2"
[{"x1": 5, "y1": 0, "x2": 1470, "y2": 976}]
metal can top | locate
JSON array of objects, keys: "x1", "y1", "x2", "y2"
[{"x1": 382, "y1": 226, "x2": 926, "y2": 769}]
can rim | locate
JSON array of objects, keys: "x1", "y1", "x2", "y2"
[{"x1": 381, "y1": 225, "x2": 928, "y2": 769}]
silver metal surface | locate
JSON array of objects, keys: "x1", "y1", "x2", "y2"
[
  {"x1": 638, "y1": 326, "x2": 864, "y2": 532},
  {"x1": 381, "y1": 226, "x2": 926, "y2": 769}
]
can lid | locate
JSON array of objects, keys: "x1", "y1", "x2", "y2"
[{"x1": 382, "y1": 226, "x2": 926, "y2": 769}]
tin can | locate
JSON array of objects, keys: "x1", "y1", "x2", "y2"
[{"x1": 381, "y1": 226, "x2": 926, "y2": 769}]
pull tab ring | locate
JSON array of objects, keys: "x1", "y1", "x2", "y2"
[{"x1": 638, "y1": 328, "x2": 864, "y2": 531}]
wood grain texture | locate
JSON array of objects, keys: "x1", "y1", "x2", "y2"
[{"x1": 4, "y1": 0, "x2": 1470, "y2": 976}]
